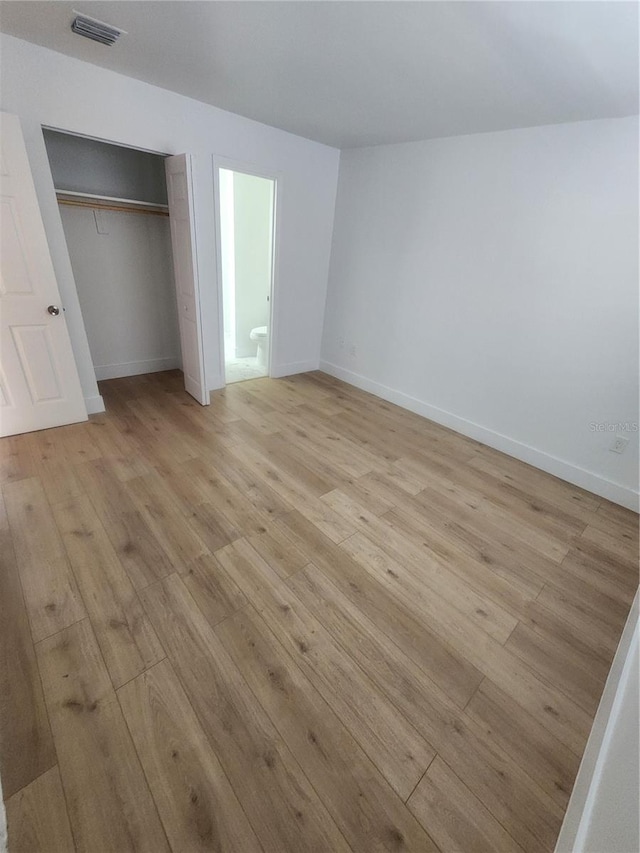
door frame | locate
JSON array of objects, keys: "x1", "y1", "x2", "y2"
[{"x1": 212, "y1": 155, "x2": 282, "y2": 383}]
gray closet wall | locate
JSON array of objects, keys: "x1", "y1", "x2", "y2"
[
  {"x1": 43, "y1": 129, "x2": 168, "y2": 204},
  {"x1": 44, "y1": 130, "x2": 181, "y2": 382}
]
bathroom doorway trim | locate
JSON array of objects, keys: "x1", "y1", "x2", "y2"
[{"x1": 212, "y1": 155, "x2": 282, "y2": 384}]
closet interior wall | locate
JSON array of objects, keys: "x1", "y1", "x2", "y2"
[{"x1": 43, "y1": 130, "x2": 181, "y2": 383}]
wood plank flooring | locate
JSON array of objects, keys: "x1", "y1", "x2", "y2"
[{"x1": 1, "y1": 369, "x2": 637, "y2": 853}]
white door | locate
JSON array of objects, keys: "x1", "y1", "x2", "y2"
[
  {"x1": 165, "y1": 154, "x2": 208, "y2": 405},
  {"x1": 0, "y1": 112, "x2": 87, "y2": 437}
]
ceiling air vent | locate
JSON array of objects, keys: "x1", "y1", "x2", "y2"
[{"x1": 71, "y1": 12, "x2": 126, "y2": 46}]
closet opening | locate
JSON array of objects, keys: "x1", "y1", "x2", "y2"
[
  {"x1": 215, "y1": 165, "x2": 277, "y2": 384},
  {"x1": 42, "y1": 129, "x2": 208, "y2": 407}
]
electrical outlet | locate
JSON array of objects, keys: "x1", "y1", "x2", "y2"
[
  {"x1": 93, "y1": 209, "x2": 109, "y2": 235},
  {"x1": 610, "y1": 435, "x2": 629, "y2": 454}
]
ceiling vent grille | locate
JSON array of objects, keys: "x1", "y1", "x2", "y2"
[{"x1": 71, "y1": 12, "x2": 125, "y2": 46}]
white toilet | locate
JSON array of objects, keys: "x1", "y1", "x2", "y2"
[{"x1": 250, "y1": 326, "x2": 269, "y2": 369}]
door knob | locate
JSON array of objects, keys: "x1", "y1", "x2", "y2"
[{"x1": 47, "y1": 305, "x2": 60, "y2": 316}]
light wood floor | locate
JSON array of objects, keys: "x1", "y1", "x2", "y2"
[{"x1": 1, "y1": 370, "x2": 637, "y2": 853}]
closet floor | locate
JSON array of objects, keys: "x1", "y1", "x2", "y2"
[{"x1": 1, "y1": 369, "x2": 637, "y2": 853}]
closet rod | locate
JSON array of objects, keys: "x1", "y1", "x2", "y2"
[{"x1": 55, "y1": 190, "x2": 169, "y2": 217}]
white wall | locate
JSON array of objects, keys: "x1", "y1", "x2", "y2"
[
  {"x1": 59, "y1": 206, "x2": 181, "y2": 380},
  {"x1": 0, "y1": 34, "x2": 340, "y2": 410},
  {"x1": 233, "y1": 171, "x2": 272, "y2": 357},
  {"x1": 322, "y1": 117, "x2": 639, "y2": 509}
]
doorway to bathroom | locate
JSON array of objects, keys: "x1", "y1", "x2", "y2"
[{"x1": 217, "y1": 165, "x2": 277, "y2": 384}]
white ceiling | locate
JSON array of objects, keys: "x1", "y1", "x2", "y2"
[{"x1": 0, "y1": 1, "x2": 637, "y2": 148}]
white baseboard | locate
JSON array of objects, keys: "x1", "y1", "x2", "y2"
[
  {"x1": 84, "y1": 394, "x2": 105, "y2": 415},
  {"x1": 93, "y1": 357, "x2": 181, "y2": 382},
  {"x1": 270, "y1": 360, "x2": 320, "y2": 379},
  {"x1": 319, "y1": 360, "x2": 639, "y2": 511}
]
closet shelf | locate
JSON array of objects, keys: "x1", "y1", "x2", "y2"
[{"x1": 55, "y1": 189, "x2": 169, "y2": 217}]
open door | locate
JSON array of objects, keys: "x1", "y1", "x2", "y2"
[
  {"x1": 0, "y1": 112, "x2": 87, "y2": 437},
  {"x1": 165, "y1": 154, "x2": 209, "y2": 405}
]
